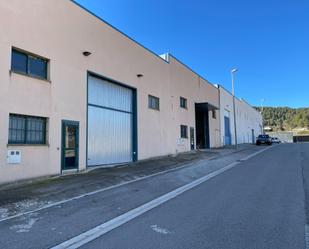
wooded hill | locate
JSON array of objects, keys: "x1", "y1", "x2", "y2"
[{"x1": 254, "y1": 107, "x2": 309, "y2": 132}]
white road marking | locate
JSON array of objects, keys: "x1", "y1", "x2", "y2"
[
  {"x1": 0, "y1": 157, "x2": 214, "y2": 223},
  {"x1": 151, "y1": 225, "x2": 172, "y2": 235},
  {"x1": 51, "y1": 146, "x2": 271, "y2": 249},
  {"x1": 239, "y1": 146, "x2": 272, "y2": 162},
  {"x1": 305, "y1": 225, "x2": 309, "y2": 249}
]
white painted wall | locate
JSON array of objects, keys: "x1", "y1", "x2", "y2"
[
  {"x1": 217, "y1": 85, "x2": 262, "y2": 146},
  {"x1": 235, "y1": 98, "x2": 263, "y2": 144},
  {"x1": 218, "y1": 86, "x2": 235, "y2": 145}
]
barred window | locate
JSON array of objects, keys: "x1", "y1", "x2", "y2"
[
  {"x1": 180, "y1": 97, "x2": 187, "y2": 109},
  {"x1": 180, "y1": 125, "x2": 188, "y2": 138},
  {"x1": 148, "y1": 95, "x2": 160, "y2": 110},
  {"x1": 8, "y1": 114, "x2": 47, "y2": 144}
]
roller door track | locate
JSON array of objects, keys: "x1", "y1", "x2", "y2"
[{"x1": 87, "y1": 75, "x2": 137, "y2": 167}]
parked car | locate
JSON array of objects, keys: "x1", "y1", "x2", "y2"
[
  {"x1": 256, "y1": 134, "x2": 272, "y2": 145},
  {"x1": 271, "y1": 137, "x2": 281, "y2": 144}
]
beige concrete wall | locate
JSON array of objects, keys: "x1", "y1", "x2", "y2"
[
  {"x1": 0, "y1": 0, "x2": 220, "y2": 184},
  {"x1": 167, "y1": 56, "x2": 220, "y2": 152}
]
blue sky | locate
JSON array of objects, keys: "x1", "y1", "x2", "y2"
[{"x1": 75, "y1": 0, "x2": 309, "y2": 108}]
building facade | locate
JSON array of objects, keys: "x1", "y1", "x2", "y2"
[
  {"x1": 0, "y1": 0, "x2": 223, "y2": 184},
  {"x1": 235, "y1": 98, "x2": 263, "y2": 144},
  {"x1": 217, "y1": 85, "x2": 262, "y2": 146}
]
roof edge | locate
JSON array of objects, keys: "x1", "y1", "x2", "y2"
[
  {"x1": 70, "y1": 0, "x2": 169, "y2": 64},
  {"x1": 167, "y1": 53, "x2": 218, "y2": 91},
  {"x1": 216, "y1": 85, "x2": 261, "y2": 116}
]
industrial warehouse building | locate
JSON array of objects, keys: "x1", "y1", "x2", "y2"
[
  {"x1": 217, "y1": 86, "x2": 263, "y2": 146},
  {"x1": 0, "y1": 1, "x2": 261, "y2": 185}
]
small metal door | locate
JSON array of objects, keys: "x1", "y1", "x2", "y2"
[
  {"x1": 224, "y1": 116, "x2": 231, "y2": 145},
  {"x1": 61, "y1": 120, "x2": 79, "y2": 170}
]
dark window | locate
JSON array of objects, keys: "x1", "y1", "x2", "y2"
[
  {"x1": 180, "y1": 125, "x2": 188, "y2": 138},
  {"x1": 180, "y1": 97, "x2": 187, "y2": 109},
  {"x1": 11, "y1": 48, "x2": 48, "y2": 80},
  {"x1": 28, "y1": 56, "x2": 47, "y2": 79},
  {"x1": 8, "y1": 114, "x2": 47, "y2": 145},
  {"x1": 11, "y1": 50, "x2": 28, "y2": 74},
  {"x1": 212, "y1": 110, "x2": 216, "y2": 119},
  {"x1": 148, "y1": 95, "x2": 160, "y2": 110}
]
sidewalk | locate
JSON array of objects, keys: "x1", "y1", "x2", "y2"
[{"x1": 0, "y1": 144, "x2": 254, "y2": 220}]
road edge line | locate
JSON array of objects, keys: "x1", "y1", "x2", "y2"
[
  {"x1": 0, "y1": 156, "x2": 214, "y2": 223},
  {"x1": 0, "y1": 146, "x2": 270, "y2": 223},
  {"x1": 51, "y1": 146, "x2": 271, "y2": 249},
  {"x1": 50, "y1": 161, "x2": 240, "y2": 249}
]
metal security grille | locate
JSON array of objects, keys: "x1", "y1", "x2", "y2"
[
  {"x1": 8, "y1": 114, "x2": 46, "y2": 144},
  {"x1": 87, "y1": 75, "x2": 134, "y2": 166},
  {"x1": 148, "y1": 95, "x2": 159, "y2": 110}
]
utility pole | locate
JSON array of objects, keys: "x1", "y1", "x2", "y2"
[
  {"x1": 261, "y1": 99, "x2": 265, "y2": 134},
  {"x1": 231, "y1": 68, "x2": 238, "y2": 148}
]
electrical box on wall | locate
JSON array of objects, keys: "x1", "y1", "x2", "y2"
[
  {"x1": 177, "y1": 138, "x2": 185, "y2": 146},
  {"x1": 7, "y1": 150, "x2": 21, "y2": 164}
]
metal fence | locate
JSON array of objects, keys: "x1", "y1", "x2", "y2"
[{"x1": 293, "y1": 136, "x2": 309, "y2": 143}]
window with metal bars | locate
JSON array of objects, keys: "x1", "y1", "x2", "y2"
[
  {"x1": 180, "y1": 125, "x2": 188, "y2": 138},
  {"x1": 180, "y1": 97, "x2": 187, "y2": 109},
  {"x1": 148, "y1": 95, "x2": 160, "y2": 110},
  {"x1": 8, "y1": 114, "x2": 47, "y2": 145}
]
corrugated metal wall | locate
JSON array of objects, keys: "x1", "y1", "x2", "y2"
[{"x1": 87, "y1": 76, "x2": 133, "y2": 166}]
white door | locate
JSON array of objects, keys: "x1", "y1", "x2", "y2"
[{"x1": 87, "y1": 75, "x2": 133, "y2": 166}]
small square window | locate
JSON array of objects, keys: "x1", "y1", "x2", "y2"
[
  {"x1": 212, "y1": 110, "x2": 216, "y2": 119},
  {"x1": 180, "y1": 125, "x2": 188, "y2": 138},
  {"x1": 148, "y1": 95, "x2": 160, "y2": 110},
  {"x1": 180, "y1": 97, "x2": 187, "y2": 109}
]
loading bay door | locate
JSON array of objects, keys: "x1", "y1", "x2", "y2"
[{"x1": 87, "y1": 75, "x2": 136, "y2": 167}]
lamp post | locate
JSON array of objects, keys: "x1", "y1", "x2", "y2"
[
  {"x1": 231, "y1": 68, "x2": 238, "y2": 147},
  {"x1": 261, "y1": 99, "x2": 265, "y2": 134}
]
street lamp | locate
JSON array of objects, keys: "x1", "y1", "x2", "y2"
[
  {"x1": 231, "y1": 68, "x2": 238, "y2": 147},
  {"x1": 261, "y1": 99, "x2": 265, "y2": 134}
]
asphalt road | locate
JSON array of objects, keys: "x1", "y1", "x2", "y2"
[
  {"x1": 1, "y1": 143, "x2": 308, "y2": 249},
  {"x1": 82, "y1": 143, "x2": 306, "y2": 249}
]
